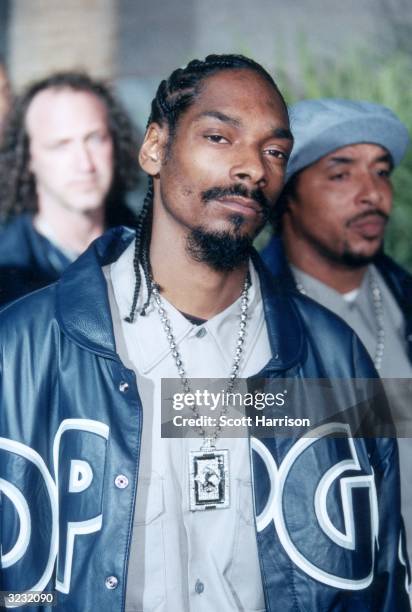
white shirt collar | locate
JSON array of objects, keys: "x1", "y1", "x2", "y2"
[{"x1": 109, "y1": 240, "x2": 263, "y2": 374}]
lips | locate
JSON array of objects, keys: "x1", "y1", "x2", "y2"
[
  {"x1": 348, "y1": 214, "x2": 387, "y2": 239},
  {"x1": 215, "y1": 196, "x2": 262, "y2": 217}
]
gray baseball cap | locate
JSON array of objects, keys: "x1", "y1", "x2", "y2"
[{"x1": 286, "y1": 98, "x2": 410, "y2": 181}]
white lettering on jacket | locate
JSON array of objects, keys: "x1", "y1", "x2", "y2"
[
  {"x1": 252, "y1": 423, "x2": 379, "y2": 590},
  {"x1": 0, "y1": 418, "x2": 109, "y2": 596}
]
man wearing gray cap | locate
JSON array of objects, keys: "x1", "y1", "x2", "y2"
[{"x1": 262, "y1": 98, "x2": 412, "y2": 567}]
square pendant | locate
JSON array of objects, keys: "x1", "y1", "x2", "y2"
[{"x1": 189, "y1": 448, "x2": 230, "y2": 511}]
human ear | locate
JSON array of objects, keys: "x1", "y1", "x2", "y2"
[{"x1": 138, "y1": 123, "x2": 167, "y2": 176}]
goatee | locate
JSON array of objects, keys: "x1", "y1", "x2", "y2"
[
  {"x1": 341, "y1": 249, "x2": 380, "y2": 268},
  {"x1": 186, "y1": 226, "x2": 253, "y2": 271}
]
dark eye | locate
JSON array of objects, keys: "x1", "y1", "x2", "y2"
[
  {"x1": 264, "y1": 148, "x2": 289, "y2": 161},
  {"x1": 330, "y1": 172, "x2": 348, "y2": 181},
  {"x1": 205, "y1": 134, "x2": 229, "y2": 144},
  {"x1": 377, "y1": 168, "x2": 391, "y2": 178}
]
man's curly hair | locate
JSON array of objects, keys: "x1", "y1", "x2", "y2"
[{"x1": 0, "y1": 71, "x2": 140, "y2": 225}]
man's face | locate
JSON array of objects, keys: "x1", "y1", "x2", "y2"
[
  {"x1": 284, "y1": 143, "x2": 393, "y2": 266},
  {"x1": 142, "y1": 69, "x2": 292, "y2": 268},
  {"x1": 26, "y1": 88, "x2": 114, "y2": 215}
]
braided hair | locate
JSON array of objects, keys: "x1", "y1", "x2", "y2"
[{"x1": 126, "y1": 53, "x2": 286, "y2": 322}]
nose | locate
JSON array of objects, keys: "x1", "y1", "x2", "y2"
[
  {"x1": 76, "y1": 143, "x2": 95, "y2": 172},
  {"x1": 229, "y1": 147, "x2": 267, "y2": 187},
  {"x1": 356, "y1": 172, "x2": 382, "y2": 207}
]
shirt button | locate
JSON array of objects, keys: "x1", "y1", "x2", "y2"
[
  {"x1": 114, "y1": 474, "x2": 129, "y2": 489},
  {"x1": 196, "y1": 327, "x2": 207, "y2": 338},
  {"x1": 105, "y1": 575, "x2": 118, "y2": 590},
  {"x1": 119, "y1": 381, "x2": 129, "y2": 393},
  {"x1": 195, "y1": 579, "x2": 204, "y2": 594}
]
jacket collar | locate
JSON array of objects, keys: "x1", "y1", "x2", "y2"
[
  {"x1": 261, "y1": 235, "x2": 296, "y2": 289},
  {"x1": 57, "y1": 228, "x2": 303, "y2": 368},
  {"x1": 57, "y1": 226, "x2": 134, "y2": 359},
  {"x1": 375, "y1": 252, "x2": 412, "y2": 311},
  {"x1": 251, "y1": 251, "x2": 303, "y2": 370}
]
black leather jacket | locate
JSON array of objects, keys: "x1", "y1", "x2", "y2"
[
  {"x1": 0, "y1": 214, "x2": 71, "y2": 306},
  {"x1": 0, "y1": 205, "x2": 138, "y2": 307}
]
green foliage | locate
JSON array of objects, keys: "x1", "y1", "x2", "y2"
[{"x1": 267, "y1": 45, "x2": 412, "y2": 271}]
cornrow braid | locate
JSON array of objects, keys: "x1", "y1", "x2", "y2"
[
  {"x1": 126, "y1": 54, "x2": 286, "y2": 322},
  {"x1": 148, "y1": 54, "x2": 285, "y2": 135},
  {"x1": 125, "y1": 177, "x2": 153, "y2": 322}
]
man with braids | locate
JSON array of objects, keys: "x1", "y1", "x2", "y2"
[
  {"x1": 0, "y1": 71, "x2": 139, "y2": 306},
  {"x1": 0, "y1": 55, "x2": 409, "y2": 611}
]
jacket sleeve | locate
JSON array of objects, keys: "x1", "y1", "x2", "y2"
[
  {"x1": 369, "y1": 436, "x2": 411, "y2": 610},
  {"x1": 352, "y1": 333, "x2": 411, "y2": 610}
]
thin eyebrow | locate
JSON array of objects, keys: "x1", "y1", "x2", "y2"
[
  {"x1": 327, "y1": 153, "x2": 393, "y2": 168},
  {"x1": 47, "y1": 127, "x2": 108, "y2": 144},
  {"x1": 376, "y1": 152, "x2": 393, "y2": 170},
  {"x1": 194, "y1": 110, "x2": 241, "y2": 127},
  {"x1": 327, "y1": 156, "x2": 355, "y2": 166},
  {"x1": 193, "y1": 110, "x2": 293, "y2": 141},
  {"x1": 270, "y1": 127, "x2": 293, "y2": 141}
]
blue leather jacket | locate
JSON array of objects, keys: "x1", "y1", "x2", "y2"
[{"x1": 0, "y1": 227, "x2": 409, "y2": 611}]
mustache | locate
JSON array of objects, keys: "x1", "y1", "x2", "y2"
[
  {"x1": 346, "y1": 210, "x2": 389, "y2": 227},
  {"x1": 201, "y1": 184, "x2": 272, "y2": 213}
]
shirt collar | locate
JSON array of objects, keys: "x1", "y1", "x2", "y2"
[
  {"x1": 110, "y1": 240, "x2": 263, "y2": 374},
  {"x1": 56, "y1": 227, "x2": 303, "y2": 369},
  {"x1": 291, "y1": 263, "x2": 373, "y2": 308}
]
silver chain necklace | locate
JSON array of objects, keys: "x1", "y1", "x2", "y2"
[
  {"x1": 295, "y1": 267, "x2": 385, "y2": 371},
  {"x1": 151, "y1": 272, "x2": 251, "y2": 511}
]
